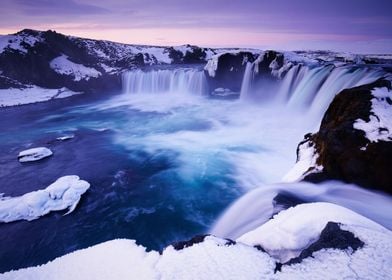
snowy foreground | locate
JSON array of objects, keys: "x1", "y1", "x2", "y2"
[
  {"x1": 0, "y1": 176, "x2": 90, "y2": 223},
  {"x1": 2, "y1": 202, "x2": 391, "y2": 279}
]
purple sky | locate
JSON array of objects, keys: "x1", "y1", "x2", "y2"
[{"x1": 1, "y1": 0, "x2": 391, "y2": 53}]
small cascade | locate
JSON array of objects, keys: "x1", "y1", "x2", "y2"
[
  {"x1": 239, "y1": 62, "x2": 254, "y2": 100},
  {"x1": 272, "y1": 64, "x2": 387, "y2": 120},
  {"x1": 122, "y1": 68, "x2": 208, "y2": 95}
]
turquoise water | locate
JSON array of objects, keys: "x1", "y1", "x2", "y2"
[{"x1": 0, "y1": 91, "x2": 309, "y2": 272}]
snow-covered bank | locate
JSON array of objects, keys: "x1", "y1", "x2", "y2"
[
  {"x1": 2, "y1": 202, "x2": 391, "y2": 279},
  {"x1": 18, "y1": 147, "x2": 53, "y2": 162},
  {"x1": 0, "y1": 86, "x2": 81, "y2": 107},
  {"x1": 0, "y1": 176, "x2": 90, "y2": 223}
]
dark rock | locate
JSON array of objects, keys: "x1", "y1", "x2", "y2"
[
  {"x1": 172, "y1": 234, "x2": 236, "y2": 251},
  {"x1": 172, "y1": 234, "x2": 209, "y2": 250},
  {"x1": 273, "y1": 192, "x2": 307, "y2": 210},
  {"x1": 301, "y1": 79, "x2": 392, "y2": 193},
  {"x1": 205, "y1": 51, "x2": 256, "y2": 93},
  {"x1": 285, "y1": 222, "x2": 364, "y2": 266}
]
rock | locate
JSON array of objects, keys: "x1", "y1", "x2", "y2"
[
  {"x1": 172, "y1": 234, "x2": 236, "y2": 251},
  {"x1": 300, "y1": 79, "x2": 392, "y2": 193},
  {"x1": 284, "y1": 222, "x2": 364, "y2": 266},
  {"x1": 204, "y1": 51, "x2": 256, "y2": 92},
  {"x1": 18, "y1": 147, "x2": 53, "y2": 162}
]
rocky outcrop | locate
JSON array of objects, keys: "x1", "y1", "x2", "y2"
[
  {"x1": 204, "y1": 50, "x2": 286, "y2": 94},
  {"x1": 284, "y1": 222, "x2": 364, "y2": 266},
  {"x1": 204, "y1": 51, "x2": 256, "y2": 93},
  {"x1": 0, "y1": 29, "x2": 214, "y2": 96},
  {"x1": 300, "y1": 79, "x2": 392, "y2": 193}
]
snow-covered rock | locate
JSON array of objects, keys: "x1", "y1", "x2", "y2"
[
  {"x1": 18, "y1": 147, "x2": 53, "y2": 162},
  {"x1": 295, "y1": 79, "x2": 392, "y2": 193},
  {"x1": 237, "y1": 202, "x2": 387, "y2": 262},
  {"x1": 0, "y1": 176, "x2": 90, "y2": 223},
  {"x1": 50, "y1": 55, "x2": 101, "y2": 81},
  {"x1": 282, "y1": 135, "x2": 323, "y2": 182},
  {"x1": 354, "y1": 86, "x2": 392, "y2": 142},
  {"x1": 0, "y1": 86, "x2": 81, "y2": 107},
  {"x1": 2, "y1": 202, "x2": 391, "y2": 279}
]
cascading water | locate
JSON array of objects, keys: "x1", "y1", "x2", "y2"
[
  {"x1": 122, "y1": 68, "x2": 208, "y2": 95},
  {"x1": 239, "y1": 61, "x2": 387, "y2": 122},
  {"x1": 211, "y1": 181, "x2": 392, "y2": 240},
  {"x1": 239, "y1": 62, "x2": 254, "y2": 100}
]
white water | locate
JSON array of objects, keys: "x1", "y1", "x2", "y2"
[
  {"x1": 211, "y1": 181, "x2": 392, "y2": 239},
  {"x1": 239, "y1": 62, "x2": 387, "y2": 122},
  {"x1": 119, "y1": 64, "x2": 391, "y2": 240},
  {"x1": 239, "y1": 62, "x2": 254, "y2": 100},
  {"x1": 122, "y1": 68, "x2": 207, "y2": 95}
]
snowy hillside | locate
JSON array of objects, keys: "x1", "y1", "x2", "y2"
[{"x1": 1, "y1": 29, "x2": 391, "y2": 107}]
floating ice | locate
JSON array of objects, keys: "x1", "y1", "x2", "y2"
[
  {"x1": 18, "y1": 147, "x2": 53, "y2": 162},
  {"x1": 0, "y1": 176, "x2": 90, "y2": 223}
]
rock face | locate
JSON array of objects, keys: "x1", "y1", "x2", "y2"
[
  {"x1": 301, "y1": 79, "x2": 392, "y2": 193},
  {"x1": 204, "y1": 50, "x2": 285, "y2": 94},
  {"x1": 204, "y1": 51, "x2": 257, "y2": 92},
  {"x1": 284, "y1": 222, "x2": 364, "y2": 266}
]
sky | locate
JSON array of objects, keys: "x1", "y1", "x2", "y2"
[{"x1": 0, "y1": 0, "x2": 391, "y2": 53}]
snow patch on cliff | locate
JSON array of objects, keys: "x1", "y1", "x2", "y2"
[
  {"x1": 50, "y1": 55, "x2": 101, "y2": 81},
  {"x1": 354, "y1": 86, "x2": 392, "y2": 143},
  {"x1": 282, "y1": 139, "x2": 323, "y2": 182}
]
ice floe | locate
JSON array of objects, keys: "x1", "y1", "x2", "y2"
[
  {"x1": 0, "y1": 176, "x2": 90, "y2": 223},
  {"x1": 18, "y1": 147, "x2": 53, "y2": 162}
]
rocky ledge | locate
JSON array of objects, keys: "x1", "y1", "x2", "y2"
[{"x1": 291, "y1": 79, "x2": 392, "y2": 194}]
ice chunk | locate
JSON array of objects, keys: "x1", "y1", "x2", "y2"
[
  {"x1": 0, "y1": 176, "x2": 90, "y2": 223},
  {"x1": 18, "y1": 147, "x2": 53, "y2": 162}
]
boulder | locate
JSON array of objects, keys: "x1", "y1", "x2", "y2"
[{"x1": 300, "y1": 79, "x2": 392, "y2": 193}]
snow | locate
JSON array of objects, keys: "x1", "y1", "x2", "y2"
[
  {"x1": 0, "y1": 176, "x2": 90, "y2": 223},
  {"x1": 173, "y1": 45, "x2": 193, "y2": 56},
  {"x1": 56, "y1": 134, "x2": 74, "y2": 141},
  {"x1": 50, "y1": 55, "x2": 101, "y2": 81},
  {"x1": 237, "y1": 202, "x2": 388, "y2": 263},
  {"x1": 141, "y1": 47, "x2": 172, "y2": 64},
  {"x1": 0, "y1": 86, "x2": 82, "y2": 107},
  {"x1": 354, "y1": 86, "x2": 392, "y2": 142},
  {"x1": 18, "y1": 147, "x2": 53, "y2": 162},
  {"x1": 0, "y1": 33, "x2": 42, "y2": 54},
  {"x1": 157, "y1": 236, "x2": 275, "y2": 279},
  {"x1": 3, "y1": 202, "x2": 391, "y2": 279},
  {"x1": 282, "y1": 140, "x2": 322, "y2": 182}
]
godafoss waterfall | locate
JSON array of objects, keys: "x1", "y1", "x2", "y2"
[{"x1": 0, "y1": 40, "x2": 391, "y2": 278}]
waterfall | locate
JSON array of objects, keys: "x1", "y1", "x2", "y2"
[
  {"x1": 122, "y1": 68, "x2": 208, "y2": 95},
  {"x1": 239, "y1": 62, "x2": 254, "y2": 100},
  {"x1": 239, "y1": 62, "x2": 386, "y2": 121}
]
